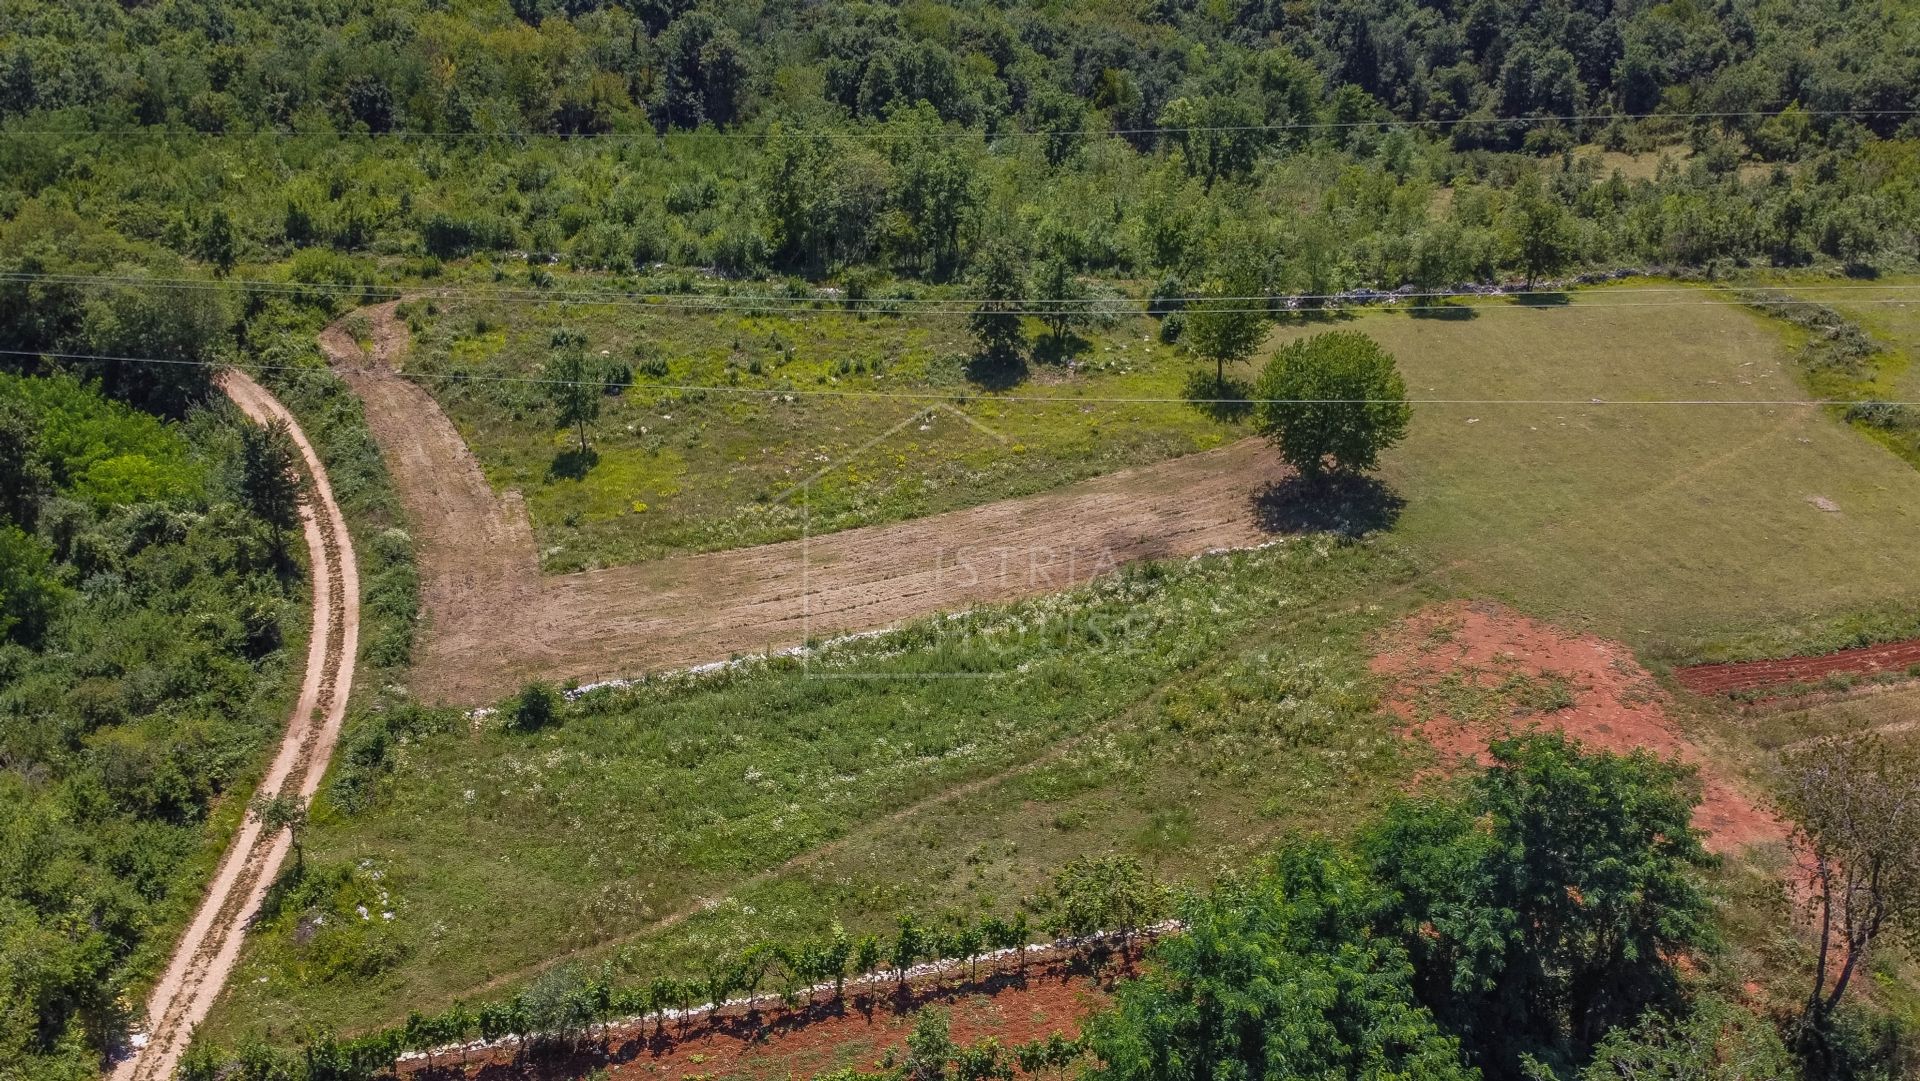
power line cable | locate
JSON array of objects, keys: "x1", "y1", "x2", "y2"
[
  {"x1": 7, "y1": 347, "x2": 1914, "y2": 408},
  {"x1": 2, "y1": 107, "x2": 1912, "y2": 141},
  {"x1": 1, "y1": 270, "x2": 1912, "y2": 317}
]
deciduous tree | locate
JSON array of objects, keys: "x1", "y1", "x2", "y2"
[
  {"x1": 249, "y1": 790, "x2": 309, "y2": 869},
  {"x1": 1183, "y1": 264, "x2": 1266, "y2": 388},
  {"x1": 1253, "y1": 331, "x2": 1411, "y2": 480},
  {"x1": 1780, "y1": 734, "x2": 1920, "y2": 1023},
  {"x1": 545, "y1": 329, "x2": 602, "y2": 456},
  {"x1": 967, "y1": 245, "x2": 1027, "y2": 364},
  {"x1": 1082, "y1": 842, "x2": 1475, "y2": 1081}
]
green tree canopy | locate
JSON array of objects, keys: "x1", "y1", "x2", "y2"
[
  {"x1": 237, "y1": 415, "x2": 304, "y2": 547},
  {"x1": 1083, "y1": 841, "x2": 1478, "y2": 1081},
  {"x1": 967, "y1": 244, "x2": 1027, "y2": 365},
  {"x1": 1253, "y1": 331, "x2": 1411, "y2": 479},
  {"x1": 1505, "y1": 172, "x2": 1576, "y2": 287},
  {"x1": 1183, "y1": 262, "x2": 1268, "y2": 388},
  {"x1": 545, "y1": 329, "x2": 603, "y2": 456},
  {"x1": 1033, "y1": 254, "x2": 1088, "y2": 347},
  {"x1": 1359, "y1": 733, "x2": 1716, "y2": 1076}
]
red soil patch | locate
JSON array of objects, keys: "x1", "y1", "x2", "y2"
[
  {"x1": 1371, "y1": 600, "x2": 1788, "y2": 854},
  {"x1": 1674, "y1": 639, "x2": 1920, "y2": 697},
  {"x1": 401, "y1": 954, "x2": 1118, "y2": 1081}
]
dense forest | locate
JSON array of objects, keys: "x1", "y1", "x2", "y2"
[
  {"x1": 2, "y1": 0, "x2": 1919, "y2": 1078},
  {"x1": 0, "y1": 0, "x2": 1916, "y2": 295}
]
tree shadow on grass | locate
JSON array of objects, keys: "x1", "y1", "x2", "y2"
[
  {"x1": 965, "y1": 352, "x2": 1030, "y2": 390},
  {"x1": 1182, "y1": 369, "x2": 1254, "y2": 422},
  {"x1": 1278, "y1": 306, "x2": 1357, "y2": 327},
  {"x1": 1034, "y1": 332, "x2": 1092, "y2": 366},
  {"x1": 547, "y1": 446, "x2": 599, "y2": 481},
  {"x1": 1511, "y1": 290, "x2": 1571, "y2": 307},
  {"x1": 1410, "y1": 301, "x2": 1479, "y2": 321},
  {"x1": 1250, "y1": 472, "x2": 1405, "y2": 538}
]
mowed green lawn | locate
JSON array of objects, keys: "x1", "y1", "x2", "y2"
[{"x1": 1270, "y1": 287, "x2": 1920, "y2": 663}]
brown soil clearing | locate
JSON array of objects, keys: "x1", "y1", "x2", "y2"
[
  {"x1": 1371, "y1": 600, "x2": 1788, "y2": 854},
  {"x1": 113, "y1": 371, "x2": 361, "y2": 1081},
  {"x1": 321, "y1": 305, "x2": 1285, "y2": 706},
  {"x1": 404, "y1": 954, "x2": 1116, "y2": 1081},
  {"x1": 1675, "y1": 639, "x2": 1920, "y2": 697}
]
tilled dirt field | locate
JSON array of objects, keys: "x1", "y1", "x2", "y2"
[
  {"x1": 1674, "y1": 638, "x2": 1920, "y2": 696},
  {"x1": 1371, "y1": 600, "x2": 1790, "y2": 854},
  {"x1": 320, "y1": 306, "x2": 1285, "y2": 705},
  {"x1": 113, "y1": 371, "x2": 362, "y2": 1081}
]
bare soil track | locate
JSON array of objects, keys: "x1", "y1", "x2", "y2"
[
  {"x1": 1675, "y1": 639, "x2": 1920, "y2": 697},
  {"x1": 111, "y1": 371, "x2": 361, "y2": 1081},
  {"x1": 321, "y1": 305, "x2": 1285, "y2": 705}
]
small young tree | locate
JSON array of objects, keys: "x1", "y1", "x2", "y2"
[
  {"x1": 823, "y1": 921, "x2": 854, "y2": 999},
  {"x1": 1253, "y1": 331, "x2": 1411, "y2": 482},
  {"x1": 1781, "y1": 733, "x2": 1920, "y2": 1023},
  {"x1": 852, "y1": 932, "x2": 884, "y2": 990},
  {"x1": 648, "y1": 976, "x2": 680, "y2": 1037},
  {"x1": 546, "y1": 329, "x2": 603, "y2": 455},
  {"x1": 238, "y1": 416, "x2": 304, "y2": 547},
  {"x1": 892, "y1": 913, "x2": 927, "y2": 987},
  {"x1": 967, "y1": 245, "x2": 1027, "y2": 364},
  {"x1": 740, "y1": 942, "x2": 775, "y2": 1012},
  {"x1": 445, "y1": 1001, "x2": 477, "y2": 1067},
  {"x1": 905, "y1": 1008, "x2": 957, "y2": 1081},
  {"x1": 1033, "y1": 254, "x2": 1088, "y2": 346},
  {"x1": 249, "y1": 790, "x2": 308, "y2": 869},
  {"x1": 1051, "y1": 855, "x2": 1163, "y2": 948},
  {"x1": 1183, "y1": 268, "x2": 1267, "y2": 388}
]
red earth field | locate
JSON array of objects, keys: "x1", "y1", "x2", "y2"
[
  {"x1": 1675, "y1": 638, "x2": 1920, "y2": 697},
  {"x1": 1370, "y1": 600, "x2": 1792, "y2": 855}
]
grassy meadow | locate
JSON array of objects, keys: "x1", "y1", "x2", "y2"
[{"x1": 205, "y1": 538, "x2": 1431, "y2": 1039}]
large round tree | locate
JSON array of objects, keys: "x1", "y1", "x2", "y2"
[{"x1": 1254, "y1": 331, "x2": 1411, "y2": 480}]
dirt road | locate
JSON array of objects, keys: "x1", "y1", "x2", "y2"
[
  {"x1": 321, "y1": 305, "x2": 1285, "y2": 705},
  {"x1": 111, "y1": 371, "x2": 361, "y2": 1081}
]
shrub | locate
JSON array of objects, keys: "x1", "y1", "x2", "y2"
[{"x1": 508, "y1": 682, "x2": 562, "y2": 731}]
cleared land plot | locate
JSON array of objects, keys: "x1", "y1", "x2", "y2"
[
  {"x1": 397, "y1": 295, "x2": 1239, "y2": 571},
  {"x1": 213, "y1": 284, "x2": 1920, "y2": 1045},
  {"x1": 325, "y1": 305, "x2": 1280, "y2": 705},
  {"x1": 1283, "y1": 288, "x2": 1920, "y2": 660}
]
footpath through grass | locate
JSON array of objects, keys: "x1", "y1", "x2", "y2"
[{"x1": 202, "y1": 538, "x2": 1429, "y2": 1040}]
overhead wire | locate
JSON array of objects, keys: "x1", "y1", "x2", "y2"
[
  {"x1": 1, "y1": 107, "x2": 1913, "y2": 141},
  {"x1": 0, "y1": 270, "x2": 1915, "y2": 317},
  {"x1": 5, "y1": 347, "x2": 1914, "y2": 409}
]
